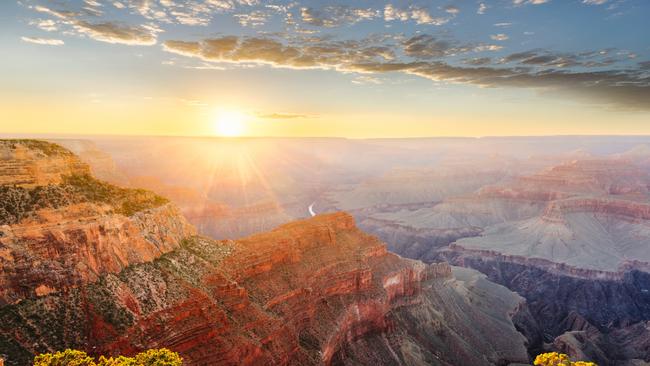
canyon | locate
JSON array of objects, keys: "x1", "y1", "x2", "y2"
[
  {"x1": 353, "y1": 158, "x2": 650, "y2": 365},
  {"x1": 0, "y1": 140, "x2": 532, "y2": 366},
  {"x1": 11, "y1": 136, "x2": 650, "y2": 365}
]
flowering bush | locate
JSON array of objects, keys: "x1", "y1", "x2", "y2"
[
  {"x1": 33, "y1": 349, "x2": 182, "y2": 366},
  {"x1": 534, "y1": 352, "x2": 597, "y2": 366}
]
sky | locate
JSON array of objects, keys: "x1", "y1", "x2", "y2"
[{"x1": 0, "y1": 0, "x2": 649, "y2": 138}]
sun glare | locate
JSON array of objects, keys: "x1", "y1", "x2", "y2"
[{"x1": 214, "y1": 110, "x2": 247, "y2": 137}]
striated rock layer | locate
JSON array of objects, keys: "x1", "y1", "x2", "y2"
[
  {"x1": 0, "y1": 202, "x2": 195, "y2": 304},
  {"x1": 0, "y1": 140, "x2": 195, "y2": 305},
  {"x1": 0, "y1": 140, "x2": 531, "y2": 365},
  {"x1": 0, "y1": 213, "x2": 530, "y2": 366},
  {"x1": 0, "y1": 140, "x2": 89, "y2": 188},
  {"x1": 439, "y1": 248, "x2": 650, "y2": 365}
]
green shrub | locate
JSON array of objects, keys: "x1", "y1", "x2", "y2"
[
  {"x1": 0, "y1": 174, "x2": 168, "y2": 225},
  {"x1": 62, "y1": 174, "x2": 168, "y2": 216}
]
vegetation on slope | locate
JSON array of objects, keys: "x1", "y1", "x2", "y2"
[
  {"x1": 33, "y1": 348, "x2": 182, "y2": 366},
  {"x1": 1, "y1": 139, "x2": 74, "y2": 157},
  {"x1": 535, "y1": 352, "x2": 597, "y2": 366},
  {"x1": 0, "y1": 173, "x2": 168, "y2": 225},
  {"x1": 0, "y1": 236, "x2": 233, "y2": 365}
]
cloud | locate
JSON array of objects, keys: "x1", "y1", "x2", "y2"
[
  {"x1": 33, "y1": 5, "x2": 78, "y2": 19},
  {"x1": 300, "y1": 6, "x2": 377, "y2": 27},
  {"x1": 163, "y1": 33, "x2": 650, "y2": 111},
  {"x1": 583, "y1": 0, "x2": 607, "y2": 4},
  {"x1": 477, "y1": 3, "x2": 487, "y2": 14},
  {"x1": 31, "y1": 4, "x2": 161, "y2": 45},
  {"x1": 350, "y1": 61, "x2": 650, "y2": 110},
  {"x1": 384, "y1": 4, "x2": 450, "y2": 25},
  {"x1": 119, "y1": 0, "x2": 258, "y2": 26},
  {"x1": 444, "y1": 5, "x2": 460, "y2": 15},
  {"x1": 234, "y1": 10, "x2": 270, "y2": 27},
  {"x1": 352, "y1": 75, "x2": 382, "y2": 84},
  {"x1": 20, "y1": 36, "x2": 64, "y2": 45},
  {"x1": 513, "y1": 0, "x2": 551, "y2": 5},
  {"x1": 162, "y1": 35, "x2": 396, "y2": 69},
  {"x1": 73, "y1": 21, "x2": 160, "y2": 45},
  {"x1": 29, "y1": 19, "x2": 58, "y2": 32},
  {"x1": 491, "y1": 33, "x2": 509, "y2": 41},
  {"x1": 500, "y1": 49, "x2": 624, "y2": 68},
  {"x1": 402, "y1": 35, "x2": 503, "y2": 59},
  {"x1": 463, "y1": 57, "x2": 492, "y2": 66}
]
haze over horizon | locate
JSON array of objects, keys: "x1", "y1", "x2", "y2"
[{"x1": 1, "y1": 0, "x2": 649, "y2": 138}]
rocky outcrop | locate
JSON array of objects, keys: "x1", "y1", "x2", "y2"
[
  {"x1": 358, "y1": 217, "x2": 482, "y2": 262},
  {"x1": 515, "y1": 159, "x2": 650, "y2": 196},
  {"x1": 0, "y1": 140, "x2": 533, "y2": 366},
  {"x1": 0, "y1": 213, "x2": 529, "y2": 366},
  {"x1": 0, "y1": 140, "x2": 89, "y2": 188},
  {"x1": 542, "y1": 198, "x2": 650, "y2": 222},
  {"x1": 0, "y1": 140, "x2": 195, "y2": 304},
  {"x1": 0, "y1": 202, "x2": 195, "y2": 304},
  {"x1": 440, "y1": 249, "x2": 650, "y2": 328},
  {"x1": 438, "y1": 249, "x2": 650, "y2": 364}
]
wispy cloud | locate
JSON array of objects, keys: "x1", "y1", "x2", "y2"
[
  {"x1": 33, "y1": 4, "x2": 161, "y2": 45},
  {"x1": 384, "y1": 4, "x2": 451, "y2": 25},
  {"x1": 73, "y1": 21, "x2": 161, "y2": 45},
  {"x1": 300, "y1": 5, "x2": 378, "y2": 27},
  {"x1": 234, "y1": 10, "x2": 271, "y2": 27},
  {"x1": 513, "y1": 0, "x2": 551, "y2": 5},
  {"x1": 490, "y1": 34, "x2": 509, "y2": 41},
  {"x1": 21, "y1": 36, "x2": 64, "y2": 45}
]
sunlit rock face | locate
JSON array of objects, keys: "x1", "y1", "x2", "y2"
[
  {"x1": 0, "y1": 140, "x2": 90, "y2": 187},
  {"x1": 0, "y1": 140, "x2": 195, "y2": 305},
  {"x1": 0, "y1": 140, "x2": 532, "y2": 366},
  {"x1": 0, "y1": 210, "x2": 529, "y2": 366}
]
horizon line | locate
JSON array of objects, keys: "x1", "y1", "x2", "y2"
[{"x1": 5, "y1": 132, "x2": 650, "y2": 141}]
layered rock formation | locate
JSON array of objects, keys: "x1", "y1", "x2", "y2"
[
  {"x1": 0, "y1": 140, "x2": 195, "y2": 304},
  {"x1": 345, "y1": 157, "x2": 650, "y2": 364},
  {"x1": 0, "y1": 140, "x2": 532, "y2": 366},
  {"x1": 0, "y1": 140, "x2": 89, "y2": 188},
  {"x1": 0, "y1": 212, "x2": 531, "y2": 366},
  {"x1": 0, "y1": 202, "x2": 195, "y2": 304}
]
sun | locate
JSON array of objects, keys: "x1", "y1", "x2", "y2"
[{"x1": 214, "y1": 110, "x2": 247, "y2": 137}]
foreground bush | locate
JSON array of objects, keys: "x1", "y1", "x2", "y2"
[
  {"x1": 33, "y1": 349, "x2": 182, "y2": 366},
  {"x1": 534, "y1": 352, "x2": 597, "y2": 366}
]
